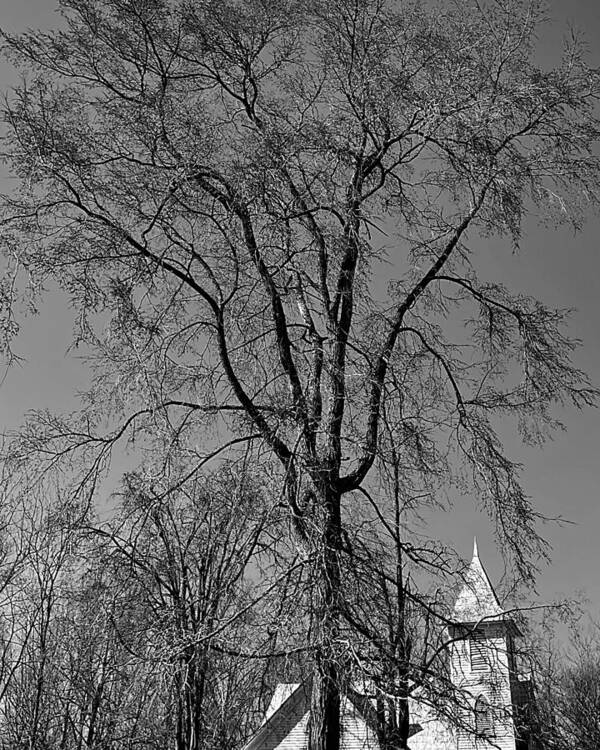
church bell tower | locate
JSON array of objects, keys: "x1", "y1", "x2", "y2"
[{"x1": 447, "y1": 540, "x2": 524, "y2": 750}]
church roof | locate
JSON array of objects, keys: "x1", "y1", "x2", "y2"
[
  {"x1": 452, "y1": 539, "x2": 504, "y2": 624},
  {"x1": 263, "y1": 683, "x2": 300, "y2": 723}
]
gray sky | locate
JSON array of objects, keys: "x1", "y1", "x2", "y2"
[{"x1": 1, "y1": 0, "x2": 600, "y2": 620}]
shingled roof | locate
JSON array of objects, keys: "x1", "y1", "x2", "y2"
[{"x1": 452, "y1": 539, "x2": 505, "y2": 624}]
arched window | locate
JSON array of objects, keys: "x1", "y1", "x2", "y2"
[{"x1": 475, "y1": 695, "x2": 493, "y2": 738}]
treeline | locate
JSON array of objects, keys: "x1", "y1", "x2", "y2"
[
  {"x1": 0, "y1": 454, "x2": 596, "y2": 750},
  {"x1": 0, "y1": 462, "x2": 294, "y2": 750}
]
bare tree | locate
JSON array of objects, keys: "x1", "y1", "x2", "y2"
[
  {"x1": 93, "y1": 463, "x2": 276, "y2": 750},
  {"x1": 0, "y1": 462, "x2": 278, "y2": 750},
  {"x1": 1, "y1": 1, "x2": 599, "y2": 748},
  {"x1": 524, "y1": 619, "x2": 600, "y2": 750},
  {"x1": 0, "y1": 488, "x2": 80, "y2": 750}
]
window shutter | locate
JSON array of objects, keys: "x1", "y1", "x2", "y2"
[{"x1": 470, "y1": 629, "x2": 490, "y2": 672}]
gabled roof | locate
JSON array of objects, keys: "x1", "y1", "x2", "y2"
[
  {"x1": 263, "y1": 683, "x2": 300, "y2": 724},
  {"x1": 452, "y1": 539, "x2": 504, "y2": 624},
  {"x1": 242, "y1": 683, "x2": 308, "y2": 750}
]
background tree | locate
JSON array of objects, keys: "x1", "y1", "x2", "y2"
[
  {"x1": 0, "y1": 486, "x2": 80, "y2": 750},
  {"x1": 526, "y1": 619, "x2": 600, "y2": 750},
  {"x1": 92, "y1": 463, "x2": 276, "y2": 750},
  {"x1": 551, "y1": 636, "x2": 600, "y2": 750},
  {"x1": 0, "y1": 462, "x2": 277, "y2": 750},
  {"x1": 1, "y1": 1, "x2": 599, "y2": 749}
]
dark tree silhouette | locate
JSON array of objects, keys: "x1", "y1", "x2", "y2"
[{"x1": 1, "y1": 1, "x2": 599, "y2": 748}]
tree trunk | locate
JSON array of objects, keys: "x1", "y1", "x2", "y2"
[
  {"x1": 309, "y1": 487, "x2": 342, "y2": 750},
  {"x1": 310, "y1": 656, "x2": 340, "y2": 750},
  {"x1": 376, "y1": 691, "x2": 410, "y2": 750}
]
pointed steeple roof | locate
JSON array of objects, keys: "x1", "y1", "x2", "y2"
[{"x1": 452, "y1": 538, "x2": 504, "y2": 624}]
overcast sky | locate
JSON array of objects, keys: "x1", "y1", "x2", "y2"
[{"x1": 1, "y1": 0, "x2": 600, "y2": 623}]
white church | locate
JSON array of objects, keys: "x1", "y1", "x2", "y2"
[{"x1": 243, "y1": 541, "x2": 535, "y2": 750}]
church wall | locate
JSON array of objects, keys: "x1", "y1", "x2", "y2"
[
  {"x1": 407, "y1": 715, "x2": 455, "y2": 750},
  {"x1": 270, "y1": 710, "x2": 309, "y2": 750},
  {"x1": 265, "y1": 696, "x2": 380, "y2": 750},
  {"x1": 449, "y1": 625, "x2": 517, "y2": 750}
]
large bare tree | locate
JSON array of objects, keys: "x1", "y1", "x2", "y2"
[{"x1": 1, "y1": 0, "x2": 599, "y2": 748}]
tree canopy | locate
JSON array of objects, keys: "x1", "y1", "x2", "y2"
[{"x1": 1, "y1": 1, "x2": 599, "y2": 748}]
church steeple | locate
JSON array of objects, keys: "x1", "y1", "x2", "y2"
[
  {"x1": 448, "y1": 541, "x2": 523, "y2": 750},
  {"x1": 452, "y1": 538, "x2": 504, "y2": 624}
]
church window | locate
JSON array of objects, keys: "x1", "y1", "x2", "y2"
[
  {"x1": 470, "y1": 629, "x2": 490, "y2": 672},
  {"x1": 475, "y1": 695, "x2": 494, "y2": 737}
]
